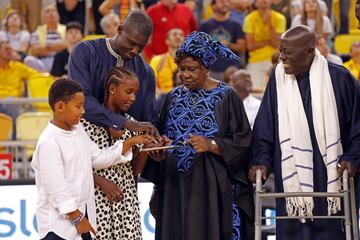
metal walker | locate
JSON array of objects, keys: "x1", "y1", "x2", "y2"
[{"x1": 254, "y1": 169, "x2": 359, "y2": 240}]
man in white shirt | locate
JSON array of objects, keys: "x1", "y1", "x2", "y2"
[
  {"x1": 230, "y1": 69, "x2": 261, "y2": 129},
  {"x1": 316, "y1": 35, "x2": 343, "y2": 65},
  {"x1": 31, "y1": 79, "x2": 154, "y2": 240}
]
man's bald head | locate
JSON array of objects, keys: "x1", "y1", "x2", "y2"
[
  {"x1": 111, "y1": 10, "x2": 153, "y2": 60},
  {"x1": 279, "y1": 25, "x2": 316, "y2": 75},
  {"x1": 281, "y1": 25, "x2": 316, "y2": 48},
  {"x1": 230, "y1": 69, "x2": 252, "y2": 99}
]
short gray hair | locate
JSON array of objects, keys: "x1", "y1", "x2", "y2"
[{"x1": 100, "y1": 12, "x2": 120, "y2": 31}]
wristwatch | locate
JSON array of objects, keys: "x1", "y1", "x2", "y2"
[{"x1": 210, "y1": 139, "x2": 216, "y2": 151}]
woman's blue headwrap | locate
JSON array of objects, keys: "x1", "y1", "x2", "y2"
[{"x1": 176, "y1": 31, "x2": 240, "y2": 69}]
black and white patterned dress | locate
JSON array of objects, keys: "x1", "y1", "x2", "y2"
[{"x1": 81, "y1": 116, "x2": 142, "y2": 240}]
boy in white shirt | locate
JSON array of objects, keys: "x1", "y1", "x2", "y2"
[{"x1": 31, "y1": 78, "x2": 154, "y2": 240}]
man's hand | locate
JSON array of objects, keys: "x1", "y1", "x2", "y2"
[
  {"x1": 337, "y1": 160, "x2": 357, "y2": 177},
  {"x1": 187, "y1": 134, "x2": 211, "y2": 153},
  {"x1": 124, "y1": 120, "x2": 160, "y2": 137},
  {"x1": 248, "y1": 165, "x2": 268, "y2": 183},
  {"x1": 75, "y1": 217, "x2": 96, "y2": 236},
  {"x1": 148, "y1": 135, "x2": 172, "y2": 161},
  {"x1": 95, "y1": 175, "x2": 123, "y2": 204},
  {"x1": 109, "y1": 128, "x2": 125, "y2": 138}
]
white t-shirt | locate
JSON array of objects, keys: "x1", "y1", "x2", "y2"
[
  {"x1": 243, "y1": 94, "x2": 261, "y2": 129},
  {"x1": 31, "y1": 122, "x2": 133, "y2": 239},
  {"x1": 327, "y1": 53, "x2": 343, "y2": 65},
  {"x1": 0, "y1": 30, "x2": 30, "y2": 51},
  {"x1": 291, "y1": 14, "x2": 333, "y2": 35}
]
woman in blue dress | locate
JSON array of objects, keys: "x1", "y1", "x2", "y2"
[{"x1": 143, "y1": 31, "x2": 254, "y2": 240}]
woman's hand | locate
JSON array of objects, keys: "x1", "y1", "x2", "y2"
[
  {"x1": 187, "y1": 134, "x2": 212, "y2": 153},
  {"x1": 94, "y1": 175, "x2": 123, "y2": 204}
]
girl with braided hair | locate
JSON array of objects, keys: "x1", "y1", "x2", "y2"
[{"x1": 81, "y1": 66, "x2": 150, "y2": 239}]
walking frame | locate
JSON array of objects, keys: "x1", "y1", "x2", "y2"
[{"x1": 254, "y1": 169, "x2": 359, "y2": 240}]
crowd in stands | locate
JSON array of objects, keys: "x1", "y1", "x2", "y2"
[
  {"x1": 0, "y1": 0, "x2": 359, "y2": 141},
  {"x1": 0, "y1": 2, "x2": 359, "y2": 239}
]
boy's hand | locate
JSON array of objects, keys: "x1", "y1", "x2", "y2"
[
  {"x1": 75, "y1": 217, "x2": 96, "y2": 236},
  {"x1": 96, "y1": 176, "x2": 123, "y2": 203}
]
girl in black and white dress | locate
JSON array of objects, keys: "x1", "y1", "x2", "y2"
[{"x1": 81, "y1": 66, "x2": 152, "y2": 240}]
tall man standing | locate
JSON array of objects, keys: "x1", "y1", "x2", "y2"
[
  {"x1": 68, "y1": 10, "x2": 158, "y2": 134},
  {"x1": 249, "y1": 25, "x2": 360, "y2": 239}
]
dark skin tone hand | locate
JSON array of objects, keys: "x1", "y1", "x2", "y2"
[
  {"x1": 337, "y1": 161, "x2": 357, "y2": 177},
  {"x1": 94, "y1": 175, "x2": 124, "y2": 204},
  {"x1": 67, "y1": 210, "x2": 96, "y2": 235},
  {"x1": 123, "y1": 120, "x2": 160, "y2": 138},
  {"x1": 248, "y1": 165, "x2": 268, "y2": 183},
  {"x1": 148, "y1": 135, "x2": 172, "y2": 161},
  {"x1": 186, "y1": 134, "x2": 221, "y2": 155}
]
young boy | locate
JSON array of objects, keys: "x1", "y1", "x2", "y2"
[
  {"x1": 31, "y1": 78, "x2": 153, "y2": 240},
  {"x1": 50, "y1": 22, "x2": 84, "y2": 78}
]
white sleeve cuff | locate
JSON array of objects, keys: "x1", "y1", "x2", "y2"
[
  {"x1": 113, "y1": 140, "x2": 133, "y2": 163},
  {"x1": 57, "y1": 198, "x2": 78, "y2": 215},
  {"x1": 121, "y1": 148, "x2": 133, "y2": 163}
]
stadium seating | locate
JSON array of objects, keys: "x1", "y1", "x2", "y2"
[
  {"x1": 0, "y1": 113, "x2": 13, "y2": 141},
  {"x1": 334, "y1": 34, "x2": 360, "y2": 54}
]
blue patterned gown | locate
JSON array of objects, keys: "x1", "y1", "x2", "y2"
[{"x1": 143, "y1": 82, "x2": 254, "y2": 240}]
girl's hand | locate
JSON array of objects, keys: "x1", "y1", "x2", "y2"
[
  {"x1": 129, "y1": 134, "x2": 157, "y2": 146},
  {"x1": 95, "y1": 175, "x2": 123, "y2": 204}
]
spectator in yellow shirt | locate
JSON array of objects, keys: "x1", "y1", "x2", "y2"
[
  {"x1": 243, "y1": 0, "x2": 286, "y2": 91},
  {"x1": 0, "y1": 41, "x2": 38, "y2": 121},
  {"x1": 150, "y1": 28, "x2": 185, "y2": 96},
  {"x1": 343, "y1": 41, "x2": 360, "y2": 82}
]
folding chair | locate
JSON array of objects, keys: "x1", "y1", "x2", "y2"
[
  {"x1": 16, "y1": 112, "x2": 52, "y2": 178},
  {"x1": 334, "y1": 34, "x2": 360, "y2": 55},
  {"x1": 81, "y1": 34, "x2": 105, "y2": 41},
  {"x1": 0, "y1": 113, "x2": 13, "y2": 141},
  {"x1": 27, "y1": 73, "x2": 54, "y2": 112},
  {"x1": 254, "y1": 169, "x2": 358, "y2": 240}
]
